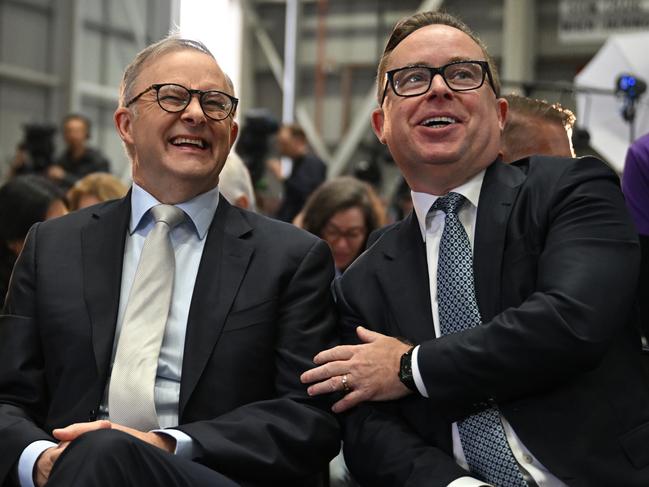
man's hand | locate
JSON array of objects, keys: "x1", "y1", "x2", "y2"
[
  {"x1": 34, "y1": 443, "x2": 69, "y2": 487},
  {"x1": 36, "y1": 420, "x2": 175, "y2": 486},
  {"x1": 53, "y1": 420, "x2": 175, "y2": 453},
  {"x1": 266, "y1": 158, "x2": 284, "y2": 181},
  {"x1": 46, "y1": 165, "x2": 66, "y2": 180},
  {"x1": 110, "y1": 423, "x2": 176, "y2": 453},
  {"x1": 35, "y1": 420, "x2": 112, "y2": 486},
  {"x1": 52, "y1": 419, "x2": 112, "y2": 443},
  {"x1": 300, "y1": 326, "x2": 413, "y2": 413}
]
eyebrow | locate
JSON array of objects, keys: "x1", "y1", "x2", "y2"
[{"x1": 395, "y1": 56, "x2": 482, "y2": 69}]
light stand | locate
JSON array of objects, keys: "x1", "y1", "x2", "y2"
[{"x1": 615, "y1": 74, "x2": 647, "y2": 143}]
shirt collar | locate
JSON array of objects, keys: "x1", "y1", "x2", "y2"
[
  {"x1": 129, "y1": 183, "x2": 220, "y2": 240},
  {"x1": 411, "y1": 169, "x2": 486, "y2": 241}
]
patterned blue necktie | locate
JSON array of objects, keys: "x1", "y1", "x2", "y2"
[{"x1": 433, "y1": 192, "x2": 528, "y2": 487}]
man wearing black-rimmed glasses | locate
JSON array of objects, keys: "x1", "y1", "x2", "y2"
[
  {"x1": 302, "y1": 11, "x2": 649, "y2": 487},
  {"x1": 0, "y1": 36, "x2": 340, "y2": 486}
]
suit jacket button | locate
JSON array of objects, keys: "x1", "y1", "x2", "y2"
[{"x1": 88, "y1": 409, "x2": 97, "y2": 421}]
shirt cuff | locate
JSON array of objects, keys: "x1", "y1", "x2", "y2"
[
  {"x1": 448, "y1": 476, "x2": 492, "y2": 487},
  {"x1": 18, "y1": 440, "x2": 57, "y2": 487},
  {"x1": 152, "y1": 428, "x2": 197, "y2": 459},
  {"x1": 411, "y1": 345, "x2": 429, "y2": 398}
]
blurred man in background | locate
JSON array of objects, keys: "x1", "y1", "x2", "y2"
[
  {"x1": 268, "y1": 123, "x2": 326, "y2": 222},
  {"x1": 501, "y1": 94, "x2": 575, "y2": 163},
  {"x1": 47, "y1": 114, "x2": 111, "y2": 188}
]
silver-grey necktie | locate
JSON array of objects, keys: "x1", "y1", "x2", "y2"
[
  {"x1": 108, "y1": 204, "x2": 185, "y2": 431},
  {"x1": 433, "y1": 192, "x2": 528, "y2": 487}
]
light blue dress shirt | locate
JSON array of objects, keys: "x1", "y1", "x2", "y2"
[{"x1": 18, "y1": 183, "x2": 219, "y2": 487}]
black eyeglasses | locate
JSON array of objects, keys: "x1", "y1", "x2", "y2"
[
  {"x1": 381, "y1": 60, "x2": 497, "y2": 105},
  {"x1": 125, "y1": 83, "x2": 238, "y2": 121}
]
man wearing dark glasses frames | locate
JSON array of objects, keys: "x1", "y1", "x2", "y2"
[
  {"x1": 0, "y1": 37, "x2": 339, "y2": 486},
  {"x1": 302, "y1": 10, "x2": 649, "y2": 487}
]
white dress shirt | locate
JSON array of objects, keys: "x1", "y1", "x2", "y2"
[
  {"x1": 409, "y1": 170, "x2": 566, "y2": 487},
  {"x1": 18, "y1": 183, "x2": 219, "y2": 487}
]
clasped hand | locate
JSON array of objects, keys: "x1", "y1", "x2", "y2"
[
  {"x1": 34, "y1": 420, "x2": 175, "y2": 486},
  {"x1": 300, "y1": 326, "x2": 413, "y2": 413}
]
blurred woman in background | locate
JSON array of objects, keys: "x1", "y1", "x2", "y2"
[
  {"x1": 66, "y1": 172, "x2": 128, "y2": 211},
  {"x1": 301, "y1": 176, "x2": 385, "y2": 275},
  {"x1": 0, "y1": 175, "x2": 68, "y2": 301}
]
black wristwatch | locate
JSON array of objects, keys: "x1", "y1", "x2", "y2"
[{"x1": 398, "y1": 346, "x2": 417, "y2": 392}]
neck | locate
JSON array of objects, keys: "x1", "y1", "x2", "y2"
[
  {"x1": 134, "y1": 177, "x2": 216, "y2": 205},
  {"x1": 70, "y1": 145, "x2": 86, "y2": 159},
  {"x1": 406, "y1": 171, "x2": 473, "y2": 196},
  {"x1": 403, "y1": 159, "x2": 494, "y2": 196}
]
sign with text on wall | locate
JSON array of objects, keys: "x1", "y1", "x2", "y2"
[{"x1": 559, "y1": 0, "x2": 649, "y2": 42}]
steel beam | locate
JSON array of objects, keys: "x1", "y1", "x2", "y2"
[
  {"x1": 240, "y1": 0, "x2": 331, "y2": 161},
  {"x1": 282, "y1": 0, "x2": 298, "y2": 124},
  {"x1": 0, "y1": 63, "x2": 59, "y2": 87},
  {"x1": 502, "y1": 0, "x2": 535, "y2": 92}
]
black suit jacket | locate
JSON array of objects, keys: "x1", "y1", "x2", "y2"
[
  {"x1": 276, "y1": 153, "x2": 327, "y2": 222},
  {"x1": 0, "y1": 194, "x2": 340, "y2": 486},
  {"x1": 337, "y1": 156, "x2": 649, "y2": 486}
]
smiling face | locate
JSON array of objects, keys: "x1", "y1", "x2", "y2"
[
  {"x1": 372, "y1": 24, "x2": 507, "y2": 195},
  {"x1": 114, "y1": 48, "x2": 238, "y2": 203}
]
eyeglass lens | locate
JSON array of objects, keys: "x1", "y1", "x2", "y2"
[
  {"x1": 322, "y1": 225, "x2": 366, "y2": 242},
  {"x1": 157, "y1": 84, "x2": 233, "y2": 120},
  {"x1": 392, "y1": 62, "x2": 485, "y2": 96}
]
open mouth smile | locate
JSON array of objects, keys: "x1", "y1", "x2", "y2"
[
  {"x1": 169, "y1": 136, "x2": 210, "y2": 150},
  {"x1": 420, "y1": 116, "x2": 458, "y2": 128}
]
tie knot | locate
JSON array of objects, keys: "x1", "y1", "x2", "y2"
[
  {"x1": 150, "y1": 204, "x2": 185, "y2": 229},
  {"x1": 432, "y1": 192, "x2": 466, "y2": 215}
]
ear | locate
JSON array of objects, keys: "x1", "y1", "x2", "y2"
[
  {"x1": 370, "y1": 108, "x2": 387, "y2": 144},
  {"x1": 114, "y1": 107, "x2": 135, "y2": 146},
  {"x1": 228, "y1": 120, "x2": 239, "y2": 149},
  {"x1": 496, "y1": 97, "x2": 508, "y2": 131}
]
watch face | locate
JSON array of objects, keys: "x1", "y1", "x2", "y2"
[{"x1": 399, "y1": 348, "x2": 417, "y2": 391}]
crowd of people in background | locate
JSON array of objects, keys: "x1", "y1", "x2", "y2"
[
  {"x1": 2, "y1": 76, "x2": 647, "y2": 339},
  {"x1": 2, "y1": 87, "x2": 648, "y2": 340}
]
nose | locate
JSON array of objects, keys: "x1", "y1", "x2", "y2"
[
  {"x1": 426, "y1": 73, "x2": 453, "y2": 100},
  {"x1": 180, "y1": 94, "x2": 206, "y2": 124},
  {"x1": 333, "y1": 237, "x2": 351, "y2": 252}
]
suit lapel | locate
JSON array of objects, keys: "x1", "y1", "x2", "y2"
[
  {"x1": 376, "y1": 212, "x2": 436, "y2": 343},
  {"x1": 473, "y1": 161, "x2": 525, "y2": 322},
  {"x1": 82, "y1": 195, "x2": 130, "y2": 381},
  {"x1": 179, "y1": 199, "x2": 253, "y2": 415}
]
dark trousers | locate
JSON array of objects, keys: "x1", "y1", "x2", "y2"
[{"x1": 47, "y1": 429, "x2": 238, "y2": 487}]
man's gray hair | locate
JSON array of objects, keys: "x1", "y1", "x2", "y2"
[
  {"x1": 119, "y1": 35, "x2": 235, "y2": 107},
  {"x1": 219, "y1": 152, "x2": 257, "y2": 211}
]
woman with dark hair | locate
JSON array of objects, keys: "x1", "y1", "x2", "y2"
[
  {"x1": 0, "y1": 175, "x2": 68, "y2": 301},
  {"x1": 301, "y1": 176, "x2": 385, "y2": 274}
]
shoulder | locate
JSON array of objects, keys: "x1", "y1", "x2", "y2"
[
  {"x1": 342, "y1": 218, "x2": 409, "y2": 278},
  {"x1": 301, "y1": 153, "x2": 326, "y2": 172},
  {"x1": 41, "y1": 198, "x2": 124, "y2": 233},
  {"x1": 227, "y1": 205, "x2": 325, "y2": 251},
  {"x1": 366, "y1": 221, "x2": 400, "y2": 248},
  {"x1": 506, "y1": 155, "x2": 618, "y2": 196}
]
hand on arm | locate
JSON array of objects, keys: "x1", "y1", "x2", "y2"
[{"x1": 300, "y1": 326, "x2": 412, "y2": 413}]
